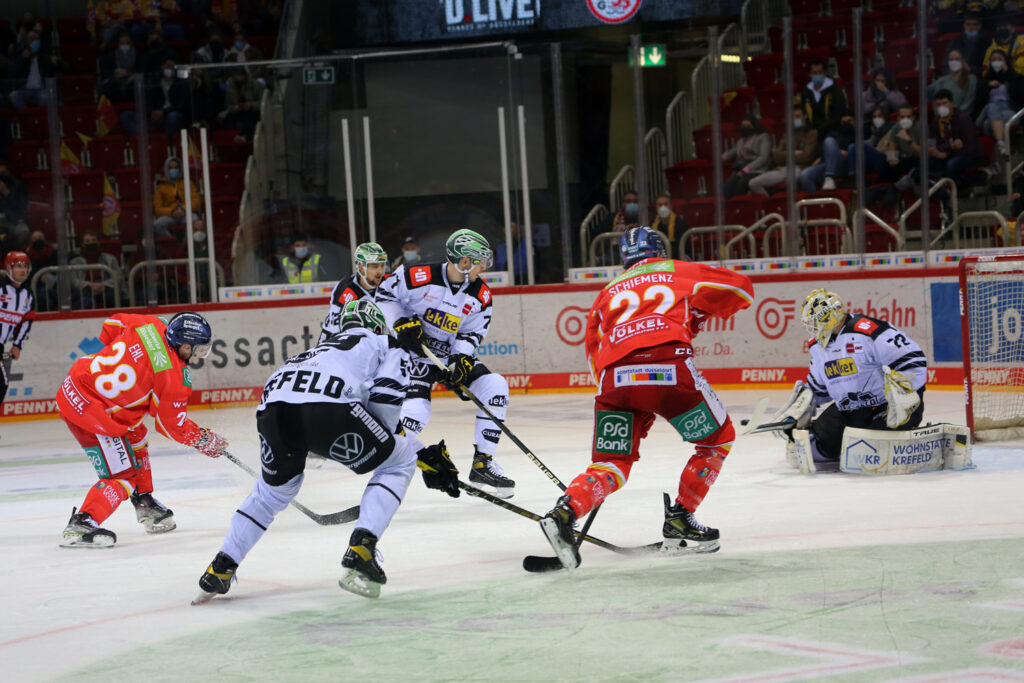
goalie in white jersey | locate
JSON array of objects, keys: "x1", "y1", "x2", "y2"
[
  {"x1": 773, "y1": 288, "x2": 927, "y2": 469},
  {"x1": 376, "y1": 228, "x2": 516, "y2": 498},
  {"x1": 194, "y1": 299, "x2": 459, "y2": 601}
]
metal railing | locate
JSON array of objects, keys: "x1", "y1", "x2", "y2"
[
  {"x1": 929, "y1": 211, "x2": 1008, "y2": 250},
  {"x1": 128, "y1": 258, "x2": 226, "y2": 307},
  {"x1": 679, "y1": 225, "x2": 752, "y2": 262},
  {"x1": 691, "y1": 23, "x2": 746, "y2": 130},
  {"x1": 645, "y1": 128, "x2": 669, "y2": 199},
  {"x1": 666, "y1": 91, "x2": 694, "y2": 165},
  {"x1": 609, "y1": 166, "x2": 636, "y2": 213},
  {"x1": 797, "y1": 197, "x2": 851, "y2": 255},
  {"x1": 589, "y1": 229, "x2": 673, "y2": 268},
  {"x1": 725, "y1": 212, "x2": 787, "y2": 258},
  {"x1": 31, "y1": 264, "x2": 122, "y2": 312},
  {"x1": 855, "y1": 207, "x2": 905, "y2": 251},
  {"x1": 578, "y1": 204, "x2": 609, "y2": 267},
  {"x1": 898, "y1": 177, "x2": 957, "y2": 247},
  {"x1": 1004, "y1": 106, "x2": 1024, "y2": 210}
]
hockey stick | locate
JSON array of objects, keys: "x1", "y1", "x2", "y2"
[
  {"x1": 523, "y1": 502, "x2": 606, "y2": 573},
  {"x1": 739, "y1": 397, "x2": 770, "y2": 435},
  {"x1": 421, "y1": 344, "x2": 567, "y2": 491},
  {"x1": 222, "y1": 451, "x2": 360, "y2": 526}
]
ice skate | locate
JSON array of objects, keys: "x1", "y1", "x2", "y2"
[
  {"x1": 468, "y1": 448, "x2": 515, "y2": 499},
  {"x1": 339, "y1": 528, "x2": 386, "y2": 599},
  {"x1": 60, "y1": 507, "x2": 116, "y2": 548},
  {"x1": 661, "y1": 493, "x2": 720, "y2": 554},
  {"x1": 539, "y1": 495, "x2": 581, "y2": 570},
  {"x1": 192, "y1": 551, "x2": 238, "y2": 605},
  {"x1": 131, "y1": 491, "x2": 177, "y2": 534}
]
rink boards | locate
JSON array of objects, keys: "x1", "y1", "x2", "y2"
[{"x1": 3, "y1": 267, "x2": 970, "y2": 419}]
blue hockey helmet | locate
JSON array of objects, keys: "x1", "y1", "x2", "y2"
[
  {"x1": 620, "y1": 226, "x2": 667, "y2": 269},
  {"x1": 165, "y1": 311, "x2": 213, "y2": 359}
]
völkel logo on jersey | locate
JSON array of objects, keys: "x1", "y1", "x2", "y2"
[{"x1": 595, "y1": 410, "x2": 632, "y2": 454}]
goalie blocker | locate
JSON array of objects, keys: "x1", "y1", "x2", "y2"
[{"x1": 787, "y1": 424, "x2": 972, "y2": 475}]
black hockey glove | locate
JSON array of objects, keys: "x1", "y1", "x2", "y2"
[
  {"x1": 417, "y1": 440, "x2": 460, "y2": 498},
  {"x1": 445, "y1": 353, "x2": 474, "y2": 387},
  {"x1": 393, "y1": 316, "x2": 424, "y2": 354}
]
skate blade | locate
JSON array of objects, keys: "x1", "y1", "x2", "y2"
[
  {"x1": 660, "y1": 539, "x2": 720, "y2": 555},
  {"x1": 142, "y1": 518, "x2": 177, "y2": 534},
  {"x1": 60, "y1": 534, "x2": 115, "y2": 548},
  {"x1": 338, "y1": 569, "x2": 382, "y2": 599},
  {"x1": 191, "y1": 590, "x2": 220, "y2": 606},
  {"x1": 468, "y1": 479, "x2": 515, "y2": 500},
  {"x1": 539, "y1": 518, "x2": 580, "y2": 571}
]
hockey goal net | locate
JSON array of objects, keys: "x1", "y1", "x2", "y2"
[{"x1": 959, "y1": 254, "x2": 1024, "y2": 441}]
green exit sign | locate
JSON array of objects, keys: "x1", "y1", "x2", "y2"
[
  {"x1": 628, "y1": 44, "x2": 667, "y2": 67},
  {"x1": 303, "y1": 66, "x2": 335, "y2": 85}
]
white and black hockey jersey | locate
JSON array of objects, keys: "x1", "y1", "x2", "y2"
[
  {"x1": 318, "y1": 274, "x2": 377, "y2": 344},
  {"x1": 375, "y1": 263, "x2": 493, "y2": 361},
  {"x1": 258, "y1": 328, "x2": 408, "y2": 429},
  {"x1": 0, "y1": 276, "x2": 35, "y2": 350},
  {"x1": 806, "y1": 314, "x2": 927, "y2": 412}
]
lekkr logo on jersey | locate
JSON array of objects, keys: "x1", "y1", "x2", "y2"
[
  {"x1": 424, "y1": 308, "x2": 461, "y2": 334},
  {"x1": 824, "y1": 357, "x2": 858, "y2": 378}
]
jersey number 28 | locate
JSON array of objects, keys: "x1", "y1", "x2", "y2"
[{"x1": 89, "y1": 341, "x2": 138, "y2": 399}]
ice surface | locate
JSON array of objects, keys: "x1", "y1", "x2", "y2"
[{"x1": 2, "y1": 390, "x2": 1023, "y2": 682}]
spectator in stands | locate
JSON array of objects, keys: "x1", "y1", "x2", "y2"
[
  {"x1": 945, "y1": 12, "x2": 989, "y2": 76},
  {"x1": 606, "y1": 189, "x2": 641, "y2": 233},
  {"x1": 391, "y1": 236, "x2": 420, "y2": 269},
  {"x1": 280, "y1": 235, "x2": 324, "y2": 283},
  {"x1": 862, "y1": 68, "x2": 907, "y2": 116},
  {"x1": 928, "y1": 89, "x2": 985, "y2": 184},
  {"x1": 749, "y1": 105, "x2": 820, "y2": 197},
  {"x1": 975, "y1": 49, "x2": 1024, "y2": 157},
  {"x1": 0, "y1": 161, "x2": 29, "y2": 247},
  {"x1": 225, "y1": 30, "x2": 267, "y2": 83},
  {"x1": 153, "y1": 155, "x2": 204, "y2": 239},
  {"x1": 1011, "y1": 168, "x2": 1024, "y2": 217},
  {"x1": 721, "y1": 115, "x2": 772, "y2": 198},
  {"x1": 71, "y1": 230, "x2": 125, "y2": 309},
  {"x1": 9, "y1": 29, "x2": 64, "y2": 109},
  {"x1": 929, "y1": 48, "x2": 979, "y2": 113},
  {"x1": 982, "y1": 15, "x2": 1024, "y2": 74},
  {"x1": 140, "y1": 28, "x2": 177, "y2": 83},
  {"x1": 217, "y1": 70, "x2": 265, "y2": 141},
  {"x1": 193, "y1": 27, "x2": 228, "y2": 74},
  {"x1": 189, "y1": 227, "x2": 217, "y2": 300},
  {"x1": 14, "y1": 12, "x2": 43, "y2": 48},
  {"x1": 845, "y1": 106, "x2": 899, "y2": 178},
  {"x1": 495, "y1": 221, "x2": 533, "y2": 280},
  {"x1": 800, "y1": 59, "x2": 850, "y2": 142},
  {"x1": 99, "y1": 32, "x2": 140, "y2": 103},
  {"x1": 26, "y1": 229, "x2": 57, "y2": 308},
  {"x1": 94, "y1": 1, "x2": 134, "y2": 48},
  {"x1": 650, "y1": 193, "x2": 688, "y2": 245},
  {"x1": 120, "y1": 58, "x2": 190, "y2": 139}
]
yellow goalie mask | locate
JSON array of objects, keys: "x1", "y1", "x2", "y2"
[{"x1": 801, "y1": 288, "x2": 845, "y2": 346}]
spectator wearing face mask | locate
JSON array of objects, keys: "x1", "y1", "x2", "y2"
[
  {"x1": 748, "y1": 106, "x2": 820, "y2": 196},
  {"x1": 25, "y1": 230, "x2": 57, "y2": 309},
  {"x1": 140, "y1": 29, "x2": 177, "y2": 83},
  {"x1": 217, "y1": 70, "x2": 265, "y2": 141},
  {"x1": 982, "y1": 15, "x2": 1024, "y2": 75},
  {"x1": 154, "y1": 156, "x2": 204, "y2": 239},
  {"x1": 0, "y1": 161, "x2": 29, "y2": 246},
  {"x1": 392, "y1": 236, "x2": 421, "y2": 269},
  {"x1": 99, "y1": 31, "x2": 140, "y2": 103},
  {"x1": 862, "y1": 68, "x2": 907, "y2": 116},
  {"x1": 225, "y1": 30, "x2": 267, "y2": 83},
  {"x1": 608, "y1": 189, "x2": 642, "y2": 232},
  {"x1": 70, "y1": 230, "x2": 126, "y2": 309},
  {"x1": 975, "y1": 49, "x2": 1024, "y2": 157},
  {"x1": 929, "y1": 49, "x2": 979, "y2": 113},
  {"x1": 649, "y1": 193, "x2": 688, "y2": 245},
  {"x1": 846, "y1": 106, "x2": 899, "y2": 178},
  {"x1": 9, "y1": 29, "x2": 65, "y2": 109},
  {"x1": 926, "y1": 89, "x2": 985, "y2": 185},
  {"x1": 945, "y1": 12, "x2": 988, "y2": 76},
  {"x1": 721, "y1": 116, "x2": 772, "y2": 198},
  {"x1": 120, "y1": 58, "x2": 191, "y2": 139},
  {"x1": 280, "y1": 235, "x2": 324, "y2": 283},
  {"x1": 886, "y1": 105, "x2": 923, "y2": 185}
]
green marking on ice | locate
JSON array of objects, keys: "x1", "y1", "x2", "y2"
[{"x1": 62, "y1": 538, "x2": 1024, "y2": 681}]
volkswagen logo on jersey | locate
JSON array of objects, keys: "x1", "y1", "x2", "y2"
[{"x1": 329, "y1": 433, "x2": 365, "y2": 466}]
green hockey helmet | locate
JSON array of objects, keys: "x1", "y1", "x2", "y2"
[
  {"x1": 445, "y1": 229, "x2": 493, "y2": 271},
  {"x1": 340, "y1": 298, "x2": 388, "y2": 336}
]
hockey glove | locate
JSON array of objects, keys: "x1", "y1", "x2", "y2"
[
  {"x1": 769, "y1": 380, "x2": 815, "y2": 440},
  {"x1": 193, "y1": 427, "x2": 228, "y2": 458},
  {"x1": 393, "y1": 316, "x2": 424, "y2": 354},
  {"x1": 445, "y1": 353, "x2": 474, "y2": 388},
  {"x1": 883, "y1": 365, "x2": 921, "y2": 428},
  {"x1": 688, "y1": 308, "x2": 711, "y2": 336},
  {"x1": 417, "y1": 440, "x2": 460, "y2": 498}
]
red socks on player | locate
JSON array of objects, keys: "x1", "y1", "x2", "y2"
[
  {"x1": 80, "y1": 478, "x2": 133, "y2": 524},
  {"x1": 564, "y1": 460, "x2": 634, "y2": 519}
]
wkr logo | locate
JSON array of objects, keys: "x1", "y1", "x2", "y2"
[
  {"x1": 595, "y1": 411, "x2": 633, "y2": 454},
  {"x1": 756, "y1": 297, "x2": 797, "y2": 339}
]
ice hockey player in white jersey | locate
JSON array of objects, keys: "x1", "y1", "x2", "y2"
[
  {"x1": 0, "y1": 251, "x2": 35, "y2": 416},
  {"x1": 194, "y1": 299, "x2": 459, "y2": 602},
  {"x1": 773, "y1": 288, "x2": 927, "y2": 469},
  {"x1": 375, "y1": 228, "x2": 516, "y2": 498},
  {"x1": 318, "y1": 242, "x2": 389, "y2": 344}
]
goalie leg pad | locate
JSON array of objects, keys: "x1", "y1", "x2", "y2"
[
  {"x1": 564, "y1": 460, "x2": 633, "y2": 519},
  {"x1": 839, "y1": 423, "x2": 973, "y2": 474}
]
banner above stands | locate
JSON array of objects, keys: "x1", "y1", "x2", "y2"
[
  {"x1": 568, "y1": 247, "x2": 1024, "y2": 282},
  {"x1": 218, "y1": 271, "x2": 512, "y2": 300}
]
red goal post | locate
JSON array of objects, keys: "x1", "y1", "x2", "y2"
[{"x1": 958, "y1": 254, "x2": 1024, "y2": 441}]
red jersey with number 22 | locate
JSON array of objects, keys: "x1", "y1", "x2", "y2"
[
  {"x1": 57, "y1": 313, "x2": 201, "y2": 444},
  {"x1": 585, "y1": 259, "x2": 754, "y2": 377}
]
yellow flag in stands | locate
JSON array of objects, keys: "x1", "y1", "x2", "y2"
[
  {"x1": 60, "y1": 141, "x2": 83, "y2": 175},
  {"x1": 102, "y1": 173, "x2": 121, "y2": 237},
  {"x1": 96, "y1": 96, "x2": 119, "y2": 137}
]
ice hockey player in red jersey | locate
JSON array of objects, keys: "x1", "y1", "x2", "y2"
[
  {"x1": 0, "y1": 251, "x2": 35, "y2": 417},
  {"x1": 539, "y1": 226, "x2": 754, "y2": 570},
  {"x1": 57, "y1": 311, "x2": 228, "y2": 548}
]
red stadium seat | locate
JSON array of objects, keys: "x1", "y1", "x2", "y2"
[
  {"x1": 792, "y1": 48, "x2": 829, "y2": 84},
  {"x1": 757, "y1": 84, "x2": 790, "y2": 122},
  {"x1": 208, "y1": 162, "x2": 245, "y2": 198},
  {"x1": 693, "y1": 123, "x2": 738, "y2": 160},
  {"x1": 210, "y1": 199, "x2": 240, "y2": 233},
  {"x1": 87, "y1": 135, "x2": 129, "y2": 170},
  {"x1": 59, "y1": 74, "x2": 97, "y2": 105},
  {"x1": 14, "y1": 107, "x2": 52, "y2": 140},
  {"x1": 56, "y1": 18, "x2": 93, "y2": 45},
  {"x1": 27, "y1": 204, "x2": 60, "y2": 241},
  {"x1": 744, "y1": 53, "x2": 783, "y2": 90},
  {"x1": 7, "y1": 140, "x2": 46, "y2": 173},
  {"x1": 60, "y1": 106, "x2": 99, "y2": 138},
  {"x1": 677, "y1": 197, "x2": 717, "y2": 228},
  {"x1": 128, "y1": 133, "x2": 170, "y2": 171},
  {"x1": 116, "y1": 201, "x2": 144, "y2": 242},
  {"x1": 798, "y1": 15, "x2": 849, "y2": 51},
  {"x1": 883, "y1": 38, "x2": 922, "y2": 75},
  {"x1": 61, "y1": 45, "x2": 99, "y2": 75},
  {"x1": 721, "y1": 87, "x2": 756, "y2": 124},
  {"x1": 113, "y1": 167, "x2": 144, "y2": 202},
  {"x1": 68, "y1": 204, "x2": 105, "y2": 235},
  {"x1": 833, "y1": 43, "x2": 876, "y2": 85},
  {"x1": 723, "y1": 195, "x2": 763, "y2": 227},
  {"x1": 66, "y1": 169, "x2": 105, "y2": 204},
  {"x1": 22, "y1": 171, "x2": 54, "y2": 204},
  {"x1": 665, "y1": 159, "x2": 713, "y2": 200}
]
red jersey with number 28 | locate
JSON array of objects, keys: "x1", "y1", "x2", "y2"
[
  {"x1": 57, "y1": 313, "x2": 201, "y2": 444},
  {"x1": 585, "y1": 259, "x2": 754, "y2": 377}
]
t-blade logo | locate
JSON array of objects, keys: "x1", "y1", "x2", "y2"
[
  {"x1": 587, "y1": 0, "x2": 643, "y2": 24},
  {"x1": 443, "y1": 0, "x2": 540, "y2": 33},
  {"x1": 756, "y1": 297, "x2": 796, "y2": 339}
]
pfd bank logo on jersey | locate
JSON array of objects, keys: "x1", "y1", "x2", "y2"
[
  {"x1": 424, "y1": 308, "x2": 461, "y2": 334},
  {"x1": 443, "y1": 0, "x2": 540, "y2": 33},
  {"x1": 824, "y1": 358, "x2": 858, "y2": 378},
  {"x1": 595, "y1": 410, "x2": 632, "y2": 454},
  {"x1": 587, "y1": 0, "x2": 642, "y2": 24},
  {"x1": 609, "y1": 315, "x2": 670, "y2": 344},
  {"x1": 755, "y1": 297, "x2": 797, "y2": 339}
]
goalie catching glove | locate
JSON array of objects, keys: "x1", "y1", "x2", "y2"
[
  {"x1": 882, "y1": 365, "x2": 922, "y2": 428},
  {"x1": 769, "y1": 380, "x2": 815, "y2": 439},
  {"x1": 445, "y1": 353, "x2": 474, "y2": 387},
  {"x1": 192, "y1": 427, "x2": 228, "y2": 458},
  {"x1": 417, "y1": 440, "x2": 459, "y2": 498},
  {"x1": 393, "y1": 316, "x2": 424, "y2": 354}
]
